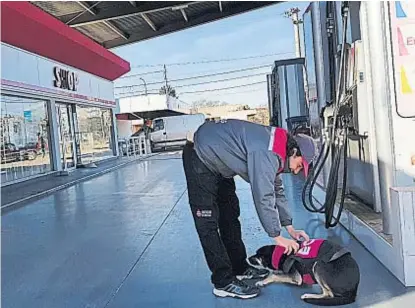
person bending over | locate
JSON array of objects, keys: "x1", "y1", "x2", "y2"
[{"x1": 182, "y1": 119, "x2": 317, "y2": 299}]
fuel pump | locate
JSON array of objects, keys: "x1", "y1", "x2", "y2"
[{"x1": 301, "y1": 1, "x2": 356, "y2": 228}]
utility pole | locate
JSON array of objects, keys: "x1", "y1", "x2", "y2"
[
  {"x1": 284, "y1": 7, "x2": 310, "y2": 115},
  {"x1": 163, "y1": 65, "x2": 169, "y2": 108},
  {"x1": 284, "y1": 7, "x2": 303, "y2": 57}
]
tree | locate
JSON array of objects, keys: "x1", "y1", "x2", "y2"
[{"x1": 159, "y1": 85, "x2": 177, "y2": 98}]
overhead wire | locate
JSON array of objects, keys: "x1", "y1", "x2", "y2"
[
  {"x1": 117, "y1": 87, "x2": 265, "y2": 98},
  {"x1": 177, "y1": 87, "x2": 264, "y2": 96},
  {"x1": 119, "y1": 69, "x2": 165, "y2": 79},
  {"x1": 159, "y1": 59, "x2": 275, "y2": 78},
  {"x1": 116, "y1": 81, "x2": 266, "y2": 98},
  {"x1": 115, "y1": 72, "x2": 266, "y2": 94},
  {"x1": 177, "y1": 81, "x2": 266, "y2": 94},
  {"x1": 129, "y1": 51, "x2": 294, "y2": 68},
  {"x1": 115, "y1": 64, "x2": 272, "y2": 89},
  {"x1": 116, "y1": 53, "x2": 281, "y2": 100}
]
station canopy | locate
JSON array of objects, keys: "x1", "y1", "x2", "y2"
[
  {"x1": 31, "y1": 1, "x2": 278, "y2": 49},
  {"x1": 116, "y1": 109, "x2": 186, "y2": 120}
]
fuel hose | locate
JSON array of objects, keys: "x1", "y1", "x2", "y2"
[{"x1": 301, "y1": 1, "x2": 351, "y2": 228}]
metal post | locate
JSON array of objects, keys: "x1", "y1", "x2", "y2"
[
  {"x1": 139, "y1": 136, "x2": 143, "y2": 156},
  {"x1": 311, "y1": 2, "x2": 328, "y2": 123},
  {"x1": 5, "y1": 160, "x2": 9, "y2": 182},
  {"x1": 311, "y1": 2, "x2": 331, "y2": 187},
  {"x1": 13, "y1": 160, "x2": 17, "y2": 180},
  {"x1": 359, "y1": 4, "x2": 383, "y2": 213},
  {"x1": 110, "y1": 109, "x2": 119, "y2": 157},
  {"x1": 163, "y1": 65, "x2": 169, "y2": 107},
  {"x1": 20, "y1": 154, "x2": 24, "y2": 179},
  {"x1": 364, "y1": 1, "x2": 396, "y2": 235},
  {"x1": 62, "y1": 136, "x2": 67, "y2": 172}
]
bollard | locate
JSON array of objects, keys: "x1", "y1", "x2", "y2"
[
  {"x1": 20, "y1": 154, "x2": 24, "y2": 178},
  {"x1": 139, "y1": 136, "x2": 144, "y2": 156}
]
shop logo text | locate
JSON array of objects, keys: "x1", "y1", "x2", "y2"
[{"x1": 53, "y1": 67, "x2": 79, "y2": 91}]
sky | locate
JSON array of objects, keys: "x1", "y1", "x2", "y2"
[{"x1": 112, "y1": 1, "x2": 309, "y2": 109}]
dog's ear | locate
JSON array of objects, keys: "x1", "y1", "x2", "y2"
[
  {"x1": 257, "y1": 245, "x2": 275, "y2": 256},
  {"x1": 247, "y1": 255, "x2": 262, "y2": 267}
]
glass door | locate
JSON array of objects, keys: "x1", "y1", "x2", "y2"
[{"x1": 56, "y1": 103, "x2": 76, "y2": 170}]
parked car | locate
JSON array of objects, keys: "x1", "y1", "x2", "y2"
[
  {"x1": 22, "y1": 142, "x2": 40, "y2": 160},
  {"x1": 0, "y1": 143, "x2": 23, "y2": 163}
]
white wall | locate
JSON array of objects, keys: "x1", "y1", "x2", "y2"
[
  {"x1": 117, "y1": 94, "x2": 181, "y2": 113},
  {"x1": 1, "y1": 43, "x2": 115, "y2": 108}
]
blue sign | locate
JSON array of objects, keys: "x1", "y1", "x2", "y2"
[{"x1": 23, "y1": 110, "x2": 32, "y2": 122}]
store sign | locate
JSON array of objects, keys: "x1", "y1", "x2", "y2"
[
  {"x1": 53, "y1": 67, "x2": 79, "y2": 91},
  {"x1": 23, "y1": 110, "x2": 32, "y2": 122}
]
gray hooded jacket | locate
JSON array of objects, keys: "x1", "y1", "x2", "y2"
[{"x1": 193, "y1": 119, "x2": 292, "y2": 237}]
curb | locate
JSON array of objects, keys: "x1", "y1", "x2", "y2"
[{"x1": 1, "y1": 154, "x2": 159, "y2": 211}]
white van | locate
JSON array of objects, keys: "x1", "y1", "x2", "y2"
[{"x1": 150, "y1": 113, "x2": 206, "y2": 151}]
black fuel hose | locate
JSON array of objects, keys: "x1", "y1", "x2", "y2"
[
  {"x1": 301, "y1": 136, "x2": 330, "y2": 213},
  {"x1": 302, "y1": 123, "x2": 349, "y2": 228},
  {"x1": 301, "y1": 1, "x2": 350, "y2": 228},
  {"x1": 324, "y1": 126, "x2": 349, "y2": 228}
]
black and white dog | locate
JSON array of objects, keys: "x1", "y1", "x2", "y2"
[{"x1": 248, "y1": 239, "x2": 360, "y2": 306}]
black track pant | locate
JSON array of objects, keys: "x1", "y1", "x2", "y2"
[{"x1": 182, "y1": 142, "x2": 249, "y2": 287}]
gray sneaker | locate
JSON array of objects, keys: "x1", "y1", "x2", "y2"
[
  {"x1": 236, "y1": 266, "x2": 269, "y2": 280},
  {"x1": 213, "y1": 279, "x2": 260, "y2": 299}
]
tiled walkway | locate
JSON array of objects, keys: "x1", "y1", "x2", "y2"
[{"x1": 1, "y1": 155, "x2": 154, "y2": 209}]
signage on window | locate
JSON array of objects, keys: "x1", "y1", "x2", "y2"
[
  {"x1": 23, "y1": 110, "x2": 32, "y2": 122},
  {"x1": 390, "y1": 1, "x2": 415, "y2": 116},
  {"x1": 53, "y1": 67, "x2": 79, "y2": 91}
]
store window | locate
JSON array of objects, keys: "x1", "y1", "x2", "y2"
[
  {"x1": 1, "y1": 95, "x2": 51, "y2": 183},
  {"x1": 75, "y1": 105, "x2": 114, "y2": 163}
]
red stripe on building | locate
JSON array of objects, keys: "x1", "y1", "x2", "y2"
[{"x1": 1, "y1": 2, "x2": 130, "y2": 81}]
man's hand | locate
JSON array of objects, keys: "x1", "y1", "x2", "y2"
[
  {"x1": 286, "y1": 226, "x2": 310, "y2": 241},
  {"x1": 275, "y1": 235, "x2": 300, "y2": 255}
]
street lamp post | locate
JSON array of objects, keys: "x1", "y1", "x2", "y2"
[
  {"x1": 139, "y1": 77, "x2": 150, "y2": 106},
  {"x1": 138, "y1": 77, "x2": 151, "y2": 150},
  {"x1": 139, "y1": 77, "x2": 147, "y2": 96}
]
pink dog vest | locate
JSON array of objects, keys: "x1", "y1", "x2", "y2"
[{"x1": 272, "y1": 239, "x2": 336, "y2": 285}]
